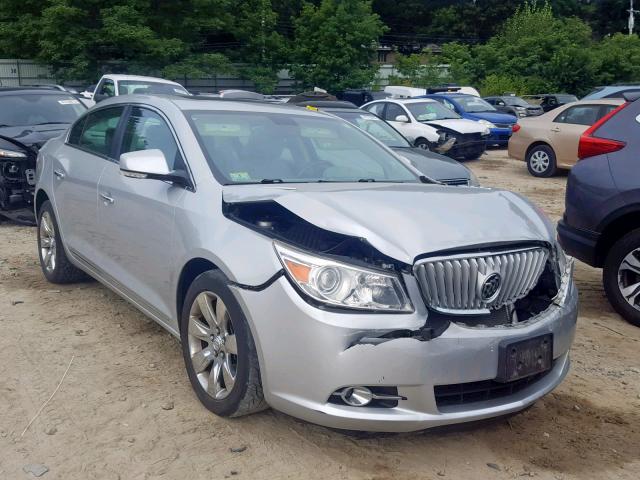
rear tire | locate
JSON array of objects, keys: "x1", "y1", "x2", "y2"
[
  {"x1": 603, "y1": 229, "x2": 640, "y2": 327},
  {"x1": 180, "y1": 270, "x2": 268, "y2": 417},
  {"x1": 37, "y1": 200, "x2": 88, "y2": 284},
  {"x1": 526, "y1": 144, "x2": 557, "y2": 177}
]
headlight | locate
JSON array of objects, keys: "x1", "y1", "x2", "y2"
[
  {"x1": 274, "y1": 242, "x2": 413, "y2": 312},
  {"x1": 478, "y1": 119, "x2": 497, "y2": 129},
  {"x1": 0, "y1": 149, "x2": 27, "y2": 158}
]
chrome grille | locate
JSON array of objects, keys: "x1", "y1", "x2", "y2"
[{"x1": 414, "y1": 246, "x2": 549, "y2": 313}]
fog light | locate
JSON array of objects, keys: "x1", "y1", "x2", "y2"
[{"x1": 341, "y1": 386, "x2": 373, "y2": 407}]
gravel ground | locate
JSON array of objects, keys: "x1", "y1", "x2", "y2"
[{"x1": 1, "y1": 149, "x2": 639, "y2": 480}]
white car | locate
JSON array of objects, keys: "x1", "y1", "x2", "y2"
[
  {"x1": 362, "y1": 95, "x2": 490, "y2": 160},
  {"x1": 92, "y1": 74, "x2": 189, "y2": 103}
]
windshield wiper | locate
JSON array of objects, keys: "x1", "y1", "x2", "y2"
[
  {"x1": 419, "y1": 175, "x2": 442, "y2": 185},
  {"x1": 259, "y1": 178, "x2": 284, "y2": 184},
  {"x1": 32, "y1": 122, "x2": 68, "y2": 126},
  {"x1": 358, "y1": 178, "x2": 376, "y2": 182}
]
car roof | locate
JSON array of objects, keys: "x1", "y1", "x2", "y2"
[
  {"x1": 569, "y1": 99, "x2": 625, "y2": 105},
  {"x1": 372, "y1": 98, "x2": 437, "y2": 104},
  {"x1": 0, "y1": 87, "x2": 77, "y2": 96},
  {"x1": 98, "y1": 94, "x2": 332, "y2": 118},
  {"x1": 102, "y1": 74, "x2": 183, "y2": 86}
]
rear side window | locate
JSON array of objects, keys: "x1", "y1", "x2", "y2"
[
  {"x1": 605, "y1": 89, "x2": 640, "y2": 99},
  {"x1": 554, "y1": 105, "x2": 601, "y2": 126},
  {"x1": 78, "y1": 107, "x2": 124, "y2": 157},
  {"x1": 365, "y1": 102, "x2": 385, "y2": 117},
  {"x1": 121, "y1": 107, "x2": 185, "y2": 170}
]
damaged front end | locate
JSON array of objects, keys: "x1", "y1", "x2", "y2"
[{"x1": 0, "y1": 136, "x2": 37, "y2": 224}]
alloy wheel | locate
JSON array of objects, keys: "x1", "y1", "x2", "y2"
[
  {"x1": 529, "y1": 150, "x2": 550, "y2": 173},
  {"x1": 39, "y1": 211, "x2": 56, "y2": 273},
  {"x1": 617, "y1": 249, "x2": 640, "y2": 312},
  {"x1": 187, "y1": 292, "x2": 238, "y2": 399}
]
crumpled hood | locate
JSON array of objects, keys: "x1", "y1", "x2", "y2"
[
  {"x1": 223, "y1": 183, "x2": 555, "y2": 264},
  {"x1": 0, "y1": 124, "x2": 69, "y2": 150},
  {"x1": 424, "y1": 118, "x2": 487, "y2": 134}
]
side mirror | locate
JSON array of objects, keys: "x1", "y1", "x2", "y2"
[
  {"x1": 93, "y1": 93, "x2": 106, "y2": 103},
  {"x1": 394, "y1": 114, "x2": 410, "y2": 123},
  {"x1": 497, "y1": 101, "x2": 505, "y2": 106},
  {"x1": 119, "y1": 149, "x2": 190, "y2": 187}
]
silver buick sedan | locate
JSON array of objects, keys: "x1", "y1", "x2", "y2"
[{"x1": 34, "y1": 94, "x2": 577, "y2": 432}]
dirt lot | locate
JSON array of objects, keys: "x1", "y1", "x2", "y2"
[{"x1": 1, "y1": 149, "x2": 639, "y2": 480}]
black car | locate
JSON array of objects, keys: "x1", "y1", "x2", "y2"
[
  {"x1": 483, "y1": 95, "x2": 544, "y2": 118},
  {"x1": 0, "y1": 88, "x2": 86, "y2": 223},
  {"x1": 295, "y1": 101, "x2": 478, "y2": 186},
  {"x1": 558, "y1": 92, "x2": 640, "y2": 327},
  {"x1": 522, "y1": 94, "x2": 578, "y2": 112}
]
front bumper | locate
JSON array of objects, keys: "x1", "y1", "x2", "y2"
[
  {"x1": 487, "y1": 127, "x2": 513, "y2": 145},
  {"x1": 233, "y1": 275, "x2": 578, "y2": 432}
]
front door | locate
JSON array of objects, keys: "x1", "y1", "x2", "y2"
[
  {"x1": 96, "y1": 106, "x2": 188, "y2": 322},
  {"x1": 52, "y1": 106, "x2": 125, "y2": 261}
]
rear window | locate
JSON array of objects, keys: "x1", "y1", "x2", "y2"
[
  {"x1": 118, "y1": 80, "x2": 189, "y2": 96},
  {"x1": 0, "y1": 93, "x2": 85, "y2": 127}
]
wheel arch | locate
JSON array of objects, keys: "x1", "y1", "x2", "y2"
[
  {"x1": 176, "y1": 257, "x2": 220, "y2": 324},
  {"x1": 525, "y1": 141, "x2": 554, "y2": 159},
  {"x1": 35, "y1": 189, "x2": 50, "y2": 216},
  {"x1": 595, "y1": 209, "x2": 640, "y2": 267}
]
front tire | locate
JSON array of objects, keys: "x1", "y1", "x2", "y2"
[
  {"x1": 603, "y1": 229, "x2": 640, "y2": 327},
  {"x1": 37, "y1": 200, "x2": 87, "y2": 283},
  {"x1": 526, "y1": 144, "x2": 557, "y2": 177},
  {"x1": 180, "y1": 270, "x2": 268, "y2": 417},
  {"x1": 414, "y1": 138, "x2": 430, "y2": 150}
]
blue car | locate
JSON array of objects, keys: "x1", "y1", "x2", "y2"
[{"x1": 421, "y1": 93, "x2": 517, "y2": 146}]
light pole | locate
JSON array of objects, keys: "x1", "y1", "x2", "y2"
[{"x1": 630, "y1": 0, "x2": 639, "y2": 35}]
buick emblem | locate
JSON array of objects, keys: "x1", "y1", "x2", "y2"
[{"x1": 480, "y1": 273, "x2": 502, "y2": 301}]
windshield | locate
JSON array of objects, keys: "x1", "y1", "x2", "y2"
[
  {"x1": 118, "y1": 80, "x2": 189, "y2": 96},
  {"x1": 455, "y1": 96, "x2": 496, "y2": 113},
  {"x1": 0, "y1": 94, "x2": 86, "y2": 127},
  {"x1": 330, "y1": 111, "x2": 410, "y2": 148},
  {"x1": 187, "y1": 110, "x2": 418, "y2": 184},
  {"x1": 503, "y1": 97, "x2": 529, "y2": 107},
  {"x1": 405, "y1": 102, "x2": 461, "y2": 121}
]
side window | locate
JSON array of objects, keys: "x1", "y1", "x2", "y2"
[
  {"x1": 67, "y1": 116, "x2": 87, "y2": 145},
  {"x1": 485, "y1": 98, "x2": 495, "y2": 105},
  {"x1": 605, "y1": 89, "x2": 640, "y2": 99},
  {"x1": 554, "y1": 105, "x2": 600, "y2": 126},
  {"x1": 385, "y1": 103, "x2": 407, "y2": 122},
  {"x1": 98, "y1": 79, "x2": 115, "y2": 97},
  {"x1": 121, "y1": 107, "x2": 185, "y2": 171},
  {"x1": 442, "y1": 98, "x2": 456, "y2": 111},
  {"x1": 599, "y1": 104, "x2": 619, "y2": 120},
  {"x1": 78, "y1": 107, "x2": 125, "y2": 157},
  {"x1": 366, "y1": 102, "x2": 385, "y2": 117}
]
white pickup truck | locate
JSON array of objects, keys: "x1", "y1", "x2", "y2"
[{"x1": 92, "y1": 74, "x2": 189, "y2": 103}]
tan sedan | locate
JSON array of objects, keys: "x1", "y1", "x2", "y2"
[{"x1": 508, "y1": 99, "x2": 623, "y2": 177}]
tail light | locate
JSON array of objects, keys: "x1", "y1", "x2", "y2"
[
  {"x1": 512, "y1": 124, "x2": 521, "y2": 133},
  {"x1": 578, "y1": 103, "x2": 628, "y2": 160}
]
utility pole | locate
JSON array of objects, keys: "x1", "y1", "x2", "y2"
[{"x1": 630, "y1": 0, "x2": 639, "y2": 35}]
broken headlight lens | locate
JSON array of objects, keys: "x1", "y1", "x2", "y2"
[
  {"x1": 553, "y1": 243, "x2": 574, "y2": 305},
  {"x1": 274, "y1": 242, "x2": 413, "y2": 312}
]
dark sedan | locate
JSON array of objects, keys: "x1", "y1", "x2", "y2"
[
  {"x1": 484, "y1": 96, "x2": 544, "y2": 118},
  {"x1": 0, "y1": 88, "x2": 86, "y2": 223},
  {"x1": 299, "y1": 102, "x2": 478, "y2": 186}
]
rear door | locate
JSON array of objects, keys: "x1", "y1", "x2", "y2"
[
  {"x1": 96, "y1": 106, "x2": 189, "y2": 321},
  {"x1": 551, "y1": 104, "x2": 612, "y2": 167},
  {"x1": 52, "y1": 106, "x2": 125, "y2": 261}
]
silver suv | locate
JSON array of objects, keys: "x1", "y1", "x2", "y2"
[{"x1": 35, "y1": 95, "x2": 577, "y2": 432}]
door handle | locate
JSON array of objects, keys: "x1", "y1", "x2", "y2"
[
  {"x1": 551, "y1": 127, "x2": 560, "y2": 133},
  {"x1": 100, "y1": 192, "x2": 114, "y2": 204},
  {"x1": 53, "y1": 169, "x2": 65, "y2": 179}
]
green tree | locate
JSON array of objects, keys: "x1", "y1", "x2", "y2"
[
  {"x1": 388, "y1": 49, "x2": 445, "y2": 88},
  {"x1": 290, "y1": 0, "x2": 386, "y2": 92}
]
